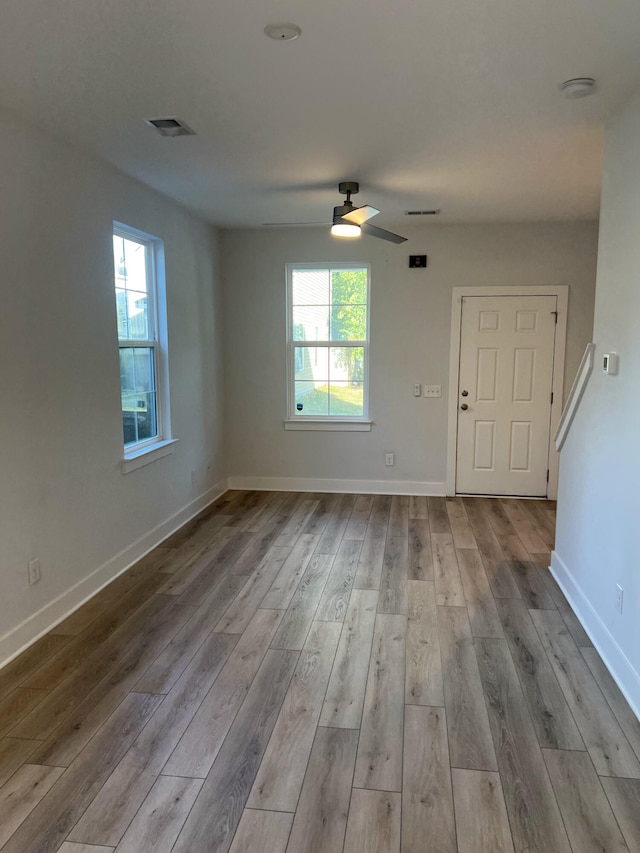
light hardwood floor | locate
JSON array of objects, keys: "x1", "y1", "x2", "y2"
[{"x1": 1, "y1": 491, "x2": 639, "y2": 852}]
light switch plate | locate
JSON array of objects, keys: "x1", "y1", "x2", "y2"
[{"x1": 423, "y1": 385, "x2": 442, "y2": 398}]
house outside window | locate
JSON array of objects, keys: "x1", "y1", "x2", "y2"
[
  {"x1": 286, "y1": 264, "x2": 370, "y2": 426},
  {"x1": 113, "y1": 223, "x2": 171, "y2": 456}
]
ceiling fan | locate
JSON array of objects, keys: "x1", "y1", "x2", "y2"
[{"x1": 331, "y1": 181, "x2": 407, "y2": 243}]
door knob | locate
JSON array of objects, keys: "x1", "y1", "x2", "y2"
[
  {"x1": 460, "y1": 403, "x2": 469, "y2": 411},
  {"x1": 461, "y1": 390, "x2": 469, "y2": 397}
]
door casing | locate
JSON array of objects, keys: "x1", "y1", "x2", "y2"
[{"x1": 446, "y1": 285, "x2": 568, "y2": 499}]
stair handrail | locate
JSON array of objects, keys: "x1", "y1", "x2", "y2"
[{"x1": 555, "y1": 342, "x2": 595, "y2": 451}]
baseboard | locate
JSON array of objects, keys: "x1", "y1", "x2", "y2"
[
  {"x1": 550, "y1": 550, "x2": 640, "y2": 719},
  {"x1": 0, "y1": 479, "x2": 229, "y2": 670},
  {"x1": 227, "y1": 476, "x2": 447, "y2": 496}
]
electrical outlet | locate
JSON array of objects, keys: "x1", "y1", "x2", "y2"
[
  {"x1": 28, "y1": 558, "x2": 41, "y2": 586},
  {"x1": 616, "y1": 584, "x2": 623, "y2": 614},
  {"x1": 413, "y1": 383, "x2": 422, "y2": 397},
  {"x1": 385, "y1": 452, "x2": 395, "y2": 466}
]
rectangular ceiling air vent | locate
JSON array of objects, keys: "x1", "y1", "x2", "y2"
[
  {"x1": 405, "y1": 209, "x2": 440, "y2": 216},
  {"x1": 144, "y1": 117, "x2": 196, "y2": 138}
]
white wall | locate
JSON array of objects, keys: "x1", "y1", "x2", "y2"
[
  {"x1": 0, "y1": 111, "x2": 226, "y2": 663},
  {"x1": 221, "y1": 222, "x2": 598, "y2": 491},
  {"x1": 553, "y1": 88, "x2": 640, "y2": 715}
]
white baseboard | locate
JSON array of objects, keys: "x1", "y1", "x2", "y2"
[
  {"x1": 550, "y1": 550, "x2": 640, "y2": 719},
  {"x1": 227, "y1": 476, "x2": 447, "y2": 496},
  {"x1": 0, "y1": 479, "x2": 228, "y2": 670}
]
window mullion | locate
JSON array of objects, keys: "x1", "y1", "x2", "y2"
[{"x1": 118, "y1": 339, "x2": 156, "y2": 347}]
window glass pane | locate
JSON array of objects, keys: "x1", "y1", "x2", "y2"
[
  {"x1": 294, "y1": 346, "x2": 328, "y2": 381},
  {"x1": 329, "y1": 382, "x2": 364, "y2": 417},
  {"x1": 122, "y1": 392, "x2": 157, "y2": 446},
  {"x1": 119, "y1": 348, "x2": 136, "y2": 393},
  {"x1": 331, "y1": 268, "x2": 367, "y2": 305},
  {"x1": 330, "y1": 304, "x2": 366, "y2": 341},
  {"x1": 113, "y1": 235, "x2": 152, "y2": 340},
  {"x1": 329, "y1": 346, "x2": 364, "y2": 385},
  {"x1": 114, "y1": 289, "x2": 150, "y2": 341},
  {"x1": 115, "y1": 288, "x2": 129, "y2": 338},
  {"x1": 133, "y1": 347, "x2": 155, "y2": 392},
  {"x1": 292, "y1": 269, "x2": 329, "y2": 306},
  {"x1": 292, "y1": 305, "x2": 329, "y2": 340},
  {"x1": 294, "y1": 381, "x2": 329, "y2": 416},
  {"x1": 120, "y1": 347, "x2": 157, "y2": 445},
  {"x1": 125, "y1": 291, "x2": 150, "y2": 340},
  {"x1": 115, "y1": 236, "x2": 148, "y2": 293},
  {"x1": 119, "y1": 346, "x2": 156, "y2": 393}
]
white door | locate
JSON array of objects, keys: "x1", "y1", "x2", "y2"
[{"x1": 455, "y1": 294, "x2": 557, "y2": 496}]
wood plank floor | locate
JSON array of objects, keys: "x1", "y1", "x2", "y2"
[{"x1": 1, "y1": 490, "x2": 639, "y2": 852}]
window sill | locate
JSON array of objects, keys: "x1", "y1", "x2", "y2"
[
  {"x1": 283, "y1": 419, "x2": 372, "y2": 432},
  {"x1": 121, "y1": 438, "x2": 178, "y2": 474}
]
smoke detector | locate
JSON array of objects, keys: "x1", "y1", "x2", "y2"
[
  {"x1": 560, "y1": 78, "x2": 596, "y2": 99},
  {"x1": 264, "y1": 23, "x2": 301, "y2": 41},
  {"x1": 144, "y1": 118, "x2": 196, "y2": 138}
]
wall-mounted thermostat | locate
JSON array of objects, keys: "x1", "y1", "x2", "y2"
[{"x1": 603, "y1": 352, "x2": 619, "y2": 375}]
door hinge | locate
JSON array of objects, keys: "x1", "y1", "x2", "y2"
[
  {"x1": 551, "y1": 310, "x2": 558, "y2": 324},
  {"x1": 550, "y1": 391, "x2": 554, "y2": 405},
  {"x1": 546, "y1": 469, "x2": 550, "y2": 482}
]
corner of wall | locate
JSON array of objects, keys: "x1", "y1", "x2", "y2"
[
  {"x1": 0, "y1": 479, "x2": 228, "y2": 670},
  {"x1": 550, "y1": 549, "x2": 640, "y2": 719}
]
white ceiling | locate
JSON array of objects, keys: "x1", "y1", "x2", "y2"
[{"x1": 2, "y1": 0, "x2": 640, "y2": 228}]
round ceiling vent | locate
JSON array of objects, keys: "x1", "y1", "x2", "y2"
[{"x1": 264, "y1": 23, "x2": 302, "y2": 41}]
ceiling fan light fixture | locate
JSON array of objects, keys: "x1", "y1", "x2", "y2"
[
  {"x1": 331, "y1": 203, "x2": 361, "y2": 237},
  {"x1": 327, "y1": 182, "x2": 406, "y2": 242},
  {"x1": 331, "y1": 221, "x2": 361, "y2": 238}
]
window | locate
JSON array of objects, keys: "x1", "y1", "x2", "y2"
[
  {"x1": 113, "y1": 223, "x2": 172, "y2": 461},
  {"x1": 286, "y1": 264, "x2": 370, "y2": 428}
]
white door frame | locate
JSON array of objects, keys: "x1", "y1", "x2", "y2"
[{"x1": 446, "y1": 285, "x2": 568, "y2": 500}]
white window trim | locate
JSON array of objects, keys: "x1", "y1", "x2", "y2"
[
  {"x1": 285, "y1": 262, "x2": 371, "y2": 429},
  {"x1": 121, "y1": 438, "x2": 179, "y2": 473},
  {"x1": 114, "y1": 222, "x2": 173, "y2": 468},
  {"x1": 283, "y1": 419, "x2": 372, "y2": 431}
]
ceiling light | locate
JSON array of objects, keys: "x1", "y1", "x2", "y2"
[
  {"x1": 560, "y1": 78, "x2": 596, "y2": 99},
  {"x1": 264, "y1": 23, "x2": 301, "y2": 41},
  {"x1": 331, "y1": 222, "x2": 361, "y2": 238},
  {"x1": 331, "y1": 204, "x2": 362, "y2": 237}
]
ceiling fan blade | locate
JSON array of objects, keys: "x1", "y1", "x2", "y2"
[
  {"x1": 262, "y1": 221, "x2": 330, "y2": 227},
  {"x1": 341, "y1": 205, "x2": 380, "y2": 225},
  {"x1": 361, "y1": 222, "x2": 407, "y2": 244}
]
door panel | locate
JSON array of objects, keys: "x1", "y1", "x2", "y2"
[
  {"x1": 509, "y1": 421, "x2": 532, "y2": 471},
  {"x1": 513, "y1": 349, "x2": 535, "y2": 401},
  {"x1": 477, "y1": 349, "x2": 498, "y2": 400},
  {"x1": 456, "y1": 295, "x2": 556, "y2": 496},
  {"x1": 474, "y1": 421, "x2": 496, "y2": 469}
]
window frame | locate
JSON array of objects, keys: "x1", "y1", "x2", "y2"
[
  {"x1": 113, "y1": 222, "x2": 174, "y2": 466},
  {"x1": 285, "y1": 262, "x2": 372, "y2": 430}
]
